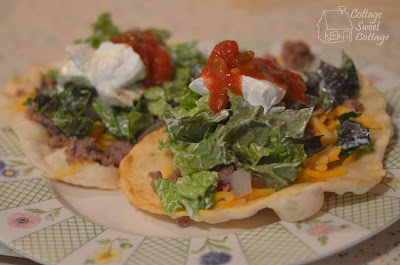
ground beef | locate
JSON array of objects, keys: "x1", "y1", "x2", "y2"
[
  {"x1": 177, "y1": 216, "x2": 190, "y2": 228},
  {"x1": 167, "y1": 168, "x2": 182, "y2": 182},
  {"x1": 251, "y1": 174, "x2": 266, "y2": 189},
  {"x1": 26, "y1": 105, "x2": 132, "y2": 167},
  {"x1": 65, "y1": 137, "x2": 98, "y2": 165},
  {"x1": 213, "y1": 164, "x2": 235, "y2": 191},
  {"x1": 25, "y1": 106, "x2": 68, "y2": 148},
  {"x1": 281, "y1": 41, "x2": 314, "y2": 71},
  {"x1": 148, "y1": 171, "x2": 163, "y2": 192},
  {"x1": 343, "y1": 99, "x2": 364, "y2": 112},
  {"x1": 65, "y1": 138, "x2": 133, "y2": 167},
  {"x1": 100, "y1": 141, "x2": 134, "y2": 167}
]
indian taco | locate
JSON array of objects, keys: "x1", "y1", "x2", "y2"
[
  {"x1": 0, "y1": 13, "x2": 207, "y2": 190},
  {"x1": 120, "y1": 40, "x2": 393, "y2": 224}
]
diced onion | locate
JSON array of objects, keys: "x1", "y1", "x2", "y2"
[{"x1": 228, "y1": 168, "x2": 252, "y2": 198}]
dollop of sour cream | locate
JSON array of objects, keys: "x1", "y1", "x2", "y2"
[
  {"x1": 60, "y1": 42, "x2": 146, "y2": 106},
  {"x1": 189, "y1": 76, "x2": 286, "y2": 113}
]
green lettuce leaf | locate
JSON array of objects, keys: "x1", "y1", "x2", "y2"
[
  {"x1": 161, "y1": 125, "x2": 235, "y2": 176},
  {"x1": 167, "y1": 41, "x2": 207, "y2": 80},
  {"x1": 148, "y1": 28, "x2": 171, "y2": 43},
  {"x1": 143, "y1": 86, "x2": 168, "y2": 117},
  {"x1": 92, "y1": 98, "x2": 154, "y2": 142},
  {"x1": 247, "y1": 162, "x2": 301, "y2": 190},
  {"x1": 336, "y1": 111, "x2": 374, "y2": 154},
  {"x1": 128, "y1": 111, "x2": 154, "y2": 142},
  {"x1": 163, "y1": 95, "x2": 229, "y2": 142},
  {"x1": 161, "y1": 92, "x2": 311, "y2": 187},
  {"x1": 224, "y1": 92, "x2": 313, "y2": 140},
  {"x1": 92, "y1": 97, "x2": 122, "y2": 137},
  {"x1": 153, "y1": 178, "x2": 183, "y2": 214},
  {"x1": 32, "y1": 78, "x2": 96, "y2": 138},
  {"x1": 154, "y1": 171, "x2": 218, "y2": 221},
  {"x1": 314, "y1": 52, "x2": 359, "y2": 106},
  {"x1": 75, "y1": 13, "x2": 122, "y2": 49}
]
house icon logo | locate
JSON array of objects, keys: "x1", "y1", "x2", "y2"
[{"x1": 317, "y1": 6, "x2": 353, "y2": 43}]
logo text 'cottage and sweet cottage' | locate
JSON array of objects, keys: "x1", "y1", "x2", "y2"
[{"x1": 317, "y1": 6, "x2": 389, "y2": 45}]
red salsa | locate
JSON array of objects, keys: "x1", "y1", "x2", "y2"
[
  {"x1": 201, "y1": 40, "x2": 309, "y2": 114},
  {"x1": 111, "y1": 30, "x2": 174, "y2": 88}
]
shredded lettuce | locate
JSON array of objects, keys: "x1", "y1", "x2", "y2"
[
  {"x1": 336, "y1": 111, "x2": 374, "y2": 154},
  {"x1": 161, "y1": 125, "x2": 235, "y2": 176},
  {"x1": 314, "y1": 52, "x2": 359, "y2": 106},
  {"x1": 153, "y1": 171, "x2": 218, "y2": 221},
  {"x1": 26, "y1": 77, "x2": 96, "y2": 138},
  {"x1": 157, "y1": 90, "x2": 314, "y2": 218},
  {"x1": 161, "y1": 92, "x2": 312, "y2": 190},
  {"x1": 167, "y1": 41, "x2": 207, "y2": 81},
  {"x1": 141, "y1": 45, "x2": 206, "y2": 117},
  {"x1": 148, "y1": 28, "x2": 171, "y2": 43},
  {"x1": 92, "y1": 97, "x2": 155, "y2": 143}
]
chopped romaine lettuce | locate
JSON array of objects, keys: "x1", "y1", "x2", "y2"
[
  {"x1": 128, "y1": 111, "x2": 154, "y2": 142},
  {"x1": 153, "y1": 171, "x2": 218, "y2": 221},
  {"x1": 247, "y1": 162, "x2": 301, "y2": 191},
  {"x1": 93, "y1": 97, "x2": 155, "y2": 143},
  {"x1": 143, "y1": 87, "x2": 168, "y2": 117},
  {"x1": 161, "y1": 92, "x2": 312, "y2": 192},
  {"x1": 315, "y1": 52, "x2": 359, "y2": 106},
  {"x1": 153, "y1": 178, "x2": 182, "y2": 214},
  {"x1": 148, "y1": 28, "x2": 171, "y2": 43},
  {"x1": 28, "y1": 78, "x2": 96, "y2": 138},
  {"x1": 167, "y1": 42, "x2": 207, "y2": 81},
  {"x1": 92, "y1": 98, "x2": 123, "y2": 137},
  {"x1": 75, "y1": 13, "x2": 122, "y2": 49},
  {"x1": 336, "y1": 111, "x2": 374, "y2": 154},
  {"x1": 300, "y1": 136, "x2": 327, "y2": 157},
  {"x1": 162, "y1": 95, "x2": 229, "y2": 142},
  {"x1": 161, "y1": 125, "x2": 235, "y2": 176}
]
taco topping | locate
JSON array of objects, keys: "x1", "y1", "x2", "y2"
[
  {"x1": 111, "y1": 30, "x2": 174, "y2": 88},
  {"x1": 189, "y1": 40, "x2": 309, "y2": 114},
  {"x1": 23, "y1": 13, "x2": 208, "y2": 170},
  {"x1": 281, "y1": 40, "x2": 314, "y2": 72}
]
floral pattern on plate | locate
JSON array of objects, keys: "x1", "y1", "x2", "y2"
[
  {"x1": 296, "y1": 219, "x2": 351, "y2": 245},
  {"x1": 7, "y1": 207, "x2": 63, "y2": 229},
  {"x1": 85, "y1": 237, "x2": 133, "y2": 265}
]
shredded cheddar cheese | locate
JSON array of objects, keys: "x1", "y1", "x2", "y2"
[
  {"x1": 214, "y1": 191, "x2": 235, "y2": 203},
  {"x1": 96, "y1": 133, "x2": 114, "y2": 150},
  {"x1": 350, "y1": 114, "x2": 381, "y2": 129},
  {"x1": 162, "y1": 163, "x2": 175, "y2": 178},
  {"x1": 217, "y1": 198, "x2": 246, "y2": 208},
  {"x1": 304, "y1": 146, "x2": 342, "y2": 172},
  {"x1": 54, "y1": 162, "x2": 81, "y2": 178},
  {"x1": 310, "y1": 116, "x2": 337, "y2": 145},
  {"x1": 215, "y1": 188, "x2": 275, "y2": 208},
  {"x1": 245, "y1": 188, "x2": 275, "y2": 201},
  {"x1": 13, "y1": 93, "x2": 35, "y2": 111},
  {"x1": 90, "y1": 122, "x2": 105, "y2": 138},
  {"x1": 342, "y1": 151, "x2": 360, "y2": 166},
  {"x1": 299, "y1": 167, "x2": 348, "y2": 179},
  {"x1": 306, "y1": 104, "x2": 379, "y2": 175}
]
